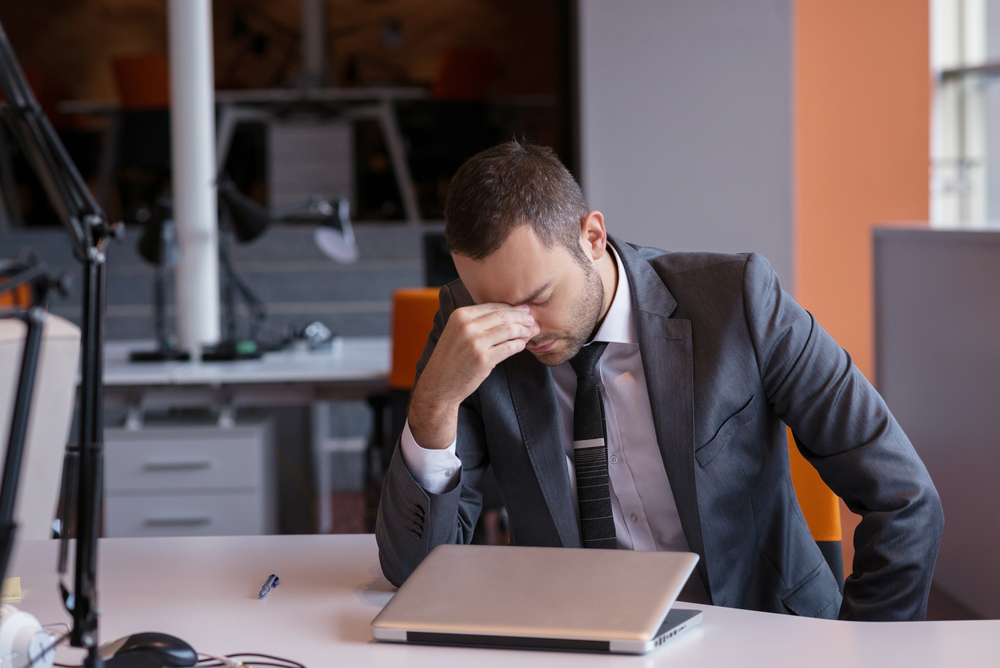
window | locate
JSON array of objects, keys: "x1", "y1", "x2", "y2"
[{"x1": 932, "y1": 0, "x2": 988, "y2": 226}]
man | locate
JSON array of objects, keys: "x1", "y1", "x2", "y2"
[{"x1": 375, "y1": 141, "x2": 943, "y2": 621}]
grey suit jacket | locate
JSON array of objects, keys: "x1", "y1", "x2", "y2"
[{"x1": 375, "y1": 237, "x2": 943, "y2": 621}]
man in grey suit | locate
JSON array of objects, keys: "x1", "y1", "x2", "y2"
[{"x1": 376, "y1": 141, "x2": 943, "y2": 621}]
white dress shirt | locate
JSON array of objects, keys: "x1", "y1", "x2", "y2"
[{"x1": 400, "y1": 246, "x2": 689, "y2": 553}]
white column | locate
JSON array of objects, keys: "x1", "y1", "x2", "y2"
[
  {"x1": 168, "y1": 0, "x2": 220, "y2": 353},
  {"x1": 301, "y1": 0, "x2": 327, "y2": 86}
]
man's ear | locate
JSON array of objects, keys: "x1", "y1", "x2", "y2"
[{"x1": 580, "y1": 211, "x2": 607, "y2": 260}]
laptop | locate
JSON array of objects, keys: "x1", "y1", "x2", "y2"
[{"x1": 371, "y1": 544, "x2": 702, "y2": 655}]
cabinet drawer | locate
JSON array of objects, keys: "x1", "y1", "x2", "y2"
[
  {"x1": 104, "y1": 492, "x2": 265, "y2": 537},
  {"x1": 105, "y1": 424, "x2": 269, "y2": 493}
]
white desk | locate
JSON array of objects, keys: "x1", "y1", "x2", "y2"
[
  {"x1": 101, "y1": 337, "x2": 391, "y2": 533},
  {"x1": 58, "y1": 86, "x2": 427, "y2": 223},
  {"x1": 103, "y1": 337, "x2": 390, "y2": 411},
  {"x1": 212, "y1": 87, "x2": 426, "y2": 224},
  {"x1": 8, "y1": 534, "x2": 999, "y2": 668}
]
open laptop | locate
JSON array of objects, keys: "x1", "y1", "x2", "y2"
[{"x1": 371, "y1": 544, "x2": 702, "y2": 655}]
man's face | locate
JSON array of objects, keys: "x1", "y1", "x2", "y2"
[{"x1": 453, "y1": 225, "x2": 605, "y2": 366}]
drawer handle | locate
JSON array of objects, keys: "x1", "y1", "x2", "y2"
[
  {"x1": 143, "y1": 517, "x2": 212, "y2": 527},
  {"x1": 142, "y1": 460, "x2": 213, "y2": 472}
]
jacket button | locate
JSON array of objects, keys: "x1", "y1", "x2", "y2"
[{"x1": 411, "y1": 531, "x2": 420, "y2": 540}]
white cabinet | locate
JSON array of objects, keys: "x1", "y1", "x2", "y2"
[{"x1": 104, "y1": 421, "x2": 276, "y2": 537}]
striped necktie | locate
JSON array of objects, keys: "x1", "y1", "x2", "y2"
[{"x1": 568, "y1": 342, "x2": 617, "y2": 549}]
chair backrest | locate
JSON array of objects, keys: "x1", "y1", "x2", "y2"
[
  {"x1": 0, "y1": 282, "x2": 32, "y2": 311},
  {"x1": 0, "y1": 315, "x2": 80, "y2": 539},
  {"x1": 787, "y1": 427, "x2": 844, "y2": 582},
  {"x1": 390, "y1": 288, "x2": 441, "y2": 390}
]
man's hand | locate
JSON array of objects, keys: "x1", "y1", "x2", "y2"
[{"x1": 408, "y1": 303, "x2": 539, "y2": 449}]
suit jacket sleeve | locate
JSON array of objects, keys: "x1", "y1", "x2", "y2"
[
  {"x1": 375, "y1": 283, "x2": 491, "y2": 587},
  {"x1": 741, "y1": 253, "x2": 944, "y2": 621}
]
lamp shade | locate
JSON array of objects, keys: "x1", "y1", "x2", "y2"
[
  {"x1": 136, "y1": 200, "x2": 177, "y2": 266},
  {"x1": 219, "y1": 180, "x2": 271, "y2": 243},
  {"x1": 313, "y1": 198, "x2": 359, "y2": 263},
  {"x1": 314, "y1": 225, "x2": 359, "y2": 263}
]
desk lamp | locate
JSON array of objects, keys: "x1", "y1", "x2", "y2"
[
  {"x1": 129, "y1": 197, "x2": 191, "y2": 362},
  {"x1": 202, "y1": 179, "x2": 269, "y2": 361},
  {"x1": 0, "y1": 17, "x2": 158, "y2": 668},
  {"x1": 312, "y1": 198, "x2": 359, "y2": 263},
  {"x1": 202, "y1": 179, "x2": 359, "y2": 361}
]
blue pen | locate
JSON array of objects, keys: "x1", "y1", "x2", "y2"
[{"x1": 259, "y1": 574, "x2": 279, "y2": 599}]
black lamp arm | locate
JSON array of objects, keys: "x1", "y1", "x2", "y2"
[{"x1": 0, "y1": 16, "x2": 120, "y2": 663}]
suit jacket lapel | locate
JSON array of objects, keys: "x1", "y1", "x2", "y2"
[
  {"x1": 610, "y1": 237, "x2": 707, "y2": 573},
  {"x1": 504, "y1": 351, "x2": 581, "y2": 548}
]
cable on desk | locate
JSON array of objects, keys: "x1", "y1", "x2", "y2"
[
  {"x1": 25, "y1": 630, "x2": 69, "y2": 668},
  {"x1": 197, "y1": 652, "x2": 306, "y2": 668},
  {"x1": 42, "y1": 623, "x2": 70, "y2": 635},
  {"x1": 199, "y1": 662, "x2": 297, "y2": 668},
  {"x1": 52, "y1": 647, "x2": 306, "y2": 668}
]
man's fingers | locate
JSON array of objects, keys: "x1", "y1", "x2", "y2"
[
  {"x1": 469, "y1": 308, "x2": 536, "y2": 333},
  {"x1": 479, "y1": 320, "x2": 538, "y2": 348},
  {"x1": 484, "y1": 336, "x2": 528, "y2": 366},
  {"x1": 457, "y1": 302, "x2": 531, "y2": 321},
  {"x1": 434, "y1": 302, "x2": 537, "y2": 385}
]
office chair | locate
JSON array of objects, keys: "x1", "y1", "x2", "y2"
[
  {"x1": 381, "y1": 286, "x2": 506, "y2": 544},
  {"x1": 378, "y1": 289, "x2": 849, "y2": 560},
  {"x1": 386, "y1": 287, "x2": 442, "y2": 470},
  {"x1": 787, "y1": 426, "x2": 844, "y2": 588},
  {"x1": 353, "y1": 287, "x2": 441, "y2": 531}
]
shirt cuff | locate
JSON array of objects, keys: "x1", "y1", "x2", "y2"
[{"x1": 399, "y1": 420, "x2": 462, "y2": 494}]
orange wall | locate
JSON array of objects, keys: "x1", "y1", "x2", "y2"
[
  {"x1": 794, "y1": 0, "x2": 930, "y2": 382},
  {"x1": 795, "y1": 0, "x2": 930, "y2": 575}
]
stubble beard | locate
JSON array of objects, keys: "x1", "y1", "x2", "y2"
[{"x1": 529, "y1": 261, "x2": 606, "y2": 367}]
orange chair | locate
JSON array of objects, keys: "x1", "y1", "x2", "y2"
[
  {"x1": 387, "y1": 288, "x2": 441, "y2": 463},
  {"x1": 787, "y1": 427, "x2": 844, "y2": 585},
  {"x1": 381, "y1": 291, "x2": 845, "y2": 563},
  {"x1": 362, "y1": 287, "x2": 441, "y2": 528},
  {"x1": 390, "y1": 288, "x2": 443, "y2": 392},
  {"x1": 0, "y1": 282, "x2": 31, "y2": 311},
  {"x1": 385, "y1": 285, "x2": 506, "y2": 544},
  {"x1": 362, "y1": 288, "x2": 443, "y2": 530}
]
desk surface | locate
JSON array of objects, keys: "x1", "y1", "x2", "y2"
[
  {"x1": 103, "y1": 337, "x2": 390, "y2": 387},
  {"x1": 8, "y1": 534, "x2": 999, "y2": 668}
]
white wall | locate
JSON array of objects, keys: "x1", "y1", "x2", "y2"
[{"x1": 578, "y1": 0, "x2": 794, "y2": 290}]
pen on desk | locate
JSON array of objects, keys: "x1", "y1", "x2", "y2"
[{"x1": 259, "y1": 574, "x2": 279, "y2": 599}]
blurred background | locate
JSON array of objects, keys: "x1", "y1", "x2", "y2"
[{"x1": 1, "y1": 0, "x2": 999, "y2": 623}]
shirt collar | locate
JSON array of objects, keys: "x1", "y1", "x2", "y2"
[{"x1": 592, "y1": 244, "x2": 636, "y2": 345}]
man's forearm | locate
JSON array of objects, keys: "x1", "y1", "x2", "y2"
[{"x1": 407, "y1": 381, "x2": 461, "y2": 449}]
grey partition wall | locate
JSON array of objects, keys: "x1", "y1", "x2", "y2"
[
  {"x1": 577, "y1": 0, "x2": 794, "y2": 290},
  {"x1": 874, "y1": 227, "x2": 1000, "y2": 619}
]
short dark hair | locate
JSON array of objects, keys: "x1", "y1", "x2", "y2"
[{"x1": 444, "y1": 140, "x2": 589, "y2": 261}]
